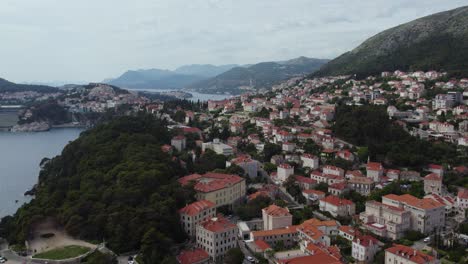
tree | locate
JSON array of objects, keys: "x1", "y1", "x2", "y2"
[
  {"x1": 224, "y1": 247, "x2": 244, "y2": 264},
  {"x1": 263, "y1": 163, "x2": 277, "y2": 174},
  {"x1": 263, "y1": 143, "x2": 282, "y2": 162}
]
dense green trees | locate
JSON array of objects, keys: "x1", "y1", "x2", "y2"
[
  {"x1": 333, "y1": 105, "x2": 463, "y2": 168},
  {"x1": 0, "y1": 115, "x2": 194, "y2": 263}
]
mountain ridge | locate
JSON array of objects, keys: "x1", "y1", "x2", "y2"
[{"x1": 312, "y1": 6, "x2": 468, "y2": 78}]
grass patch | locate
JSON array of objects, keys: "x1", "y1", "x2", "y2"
[{"x1": 33, "y1": 245, "x2": 91, "y2": 260}]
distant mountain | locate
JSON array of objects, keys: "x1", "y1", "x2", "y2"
[
  {"x1": 0, "y1": 78, "x2": 59, "y2": 93},
  {"x1": 188, "y1": 57, "x2": 329, "y2": 94},
  {"x1": 106, "y1": 64, "x2": 237, "y2": 90},
  {"x1": 174, "y1": 64, "x2": 238, "y2": 77},
  {"x1": 313, "y1": 6, "x2": 468, "y2": 78}
]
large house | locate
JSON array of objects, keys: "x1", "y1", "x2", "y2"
[
  {"x1": 179, "y1": 200, "x2": 216, "y2": 237},
  {"x1": 196, "y1": 215, "x2": 238, "y2": 262},
  {"x1": 352, "y1": 235, "x2": 381, "y2": 264},
  {"x1": 382, "y1": 194, "x2": 445, "y2": 234},
  {"x1": 178, "y1": 172, "x2": 246, "y2": 208},
  {"x1": 360, "y1": 200, "x2": 411, "y2": 240},
  {"x1": 423, "y1": 173, "x2": 443, "y2": 195},
  {"x1": 202, "y1": 138, "x2": 234, "y2": 156},
  {"x1": 366, "y1": 162, "x2": 384, "y2": 182}
]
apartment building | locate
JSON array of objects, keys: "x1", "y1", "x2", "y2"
[
  {"x1": 202, "y1": 138, "x2": 234, "y2": 156},
  {"x1": 179, "y1": 200, "x2": 216, "y2": 237},
  {"x1": 348, "y1": 177, "x2": 375, "y2": 196},
  {"x1": 423, "y1": 173, "x2": 443, "y2": 195},
  {"x1": 250, "y1": 226, "x2": 299, "y2": 248},
  {"x1": 196, "y1": 215, "x2": 238, "y2": 262},
  {"x1": 178, "y1": 172, "x2": 246, "y2": 208},
  {"x1": 382, "y1": 194, "x2": 445, "y2": 234}
]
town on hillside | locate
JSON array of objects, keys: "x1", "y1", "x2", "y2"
[{"x1": 143, "y1": 70, "x2": 468, "y2": 264}]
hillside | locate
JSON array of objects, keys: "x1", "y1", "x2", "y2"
[
  {"x1": 107, "y1": 64, "x2": 237, "y2": 90},
  {"x1": 0, "y1": 78, "x2": 59, "y2": 93},
  {"x1": 189, "y1": 57, "x2": 329, "y2": 94},
  {"x1": 313, "y1": 6, "x2": 468, "y2": 78},
  {"x1": 0, "y1": 115, "x2": 194, "y2": 263}
]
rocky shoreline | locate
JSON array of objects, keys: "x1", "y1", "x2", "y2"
[{"x1": 11, "y1": 122, "x2": 51, "y2": 132}]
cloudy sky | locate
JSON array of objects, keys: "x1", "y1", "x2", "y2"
[{"x1": 0, "y1": 0, "x2": 467, "y2": 83}]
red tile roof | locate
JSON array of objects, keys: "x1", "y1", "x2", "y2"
[
  {"x1": 385, "y1": 244, "x2": 435, "y2": 264},
  {"x1": 176, "y1": 248, "x2": 209, "y2": 264},
  {"x1": 320, "y1": 195, "x2": 354, "y2": 206},
  {"x1": 263, "y1": 204, "x2": 291, "y2": 217},
  {"x1": 278, "y1": 254, "x2": 342, "y2": 264},
  {"x1": 254, "y1": 240, "x2": 271, "y2": 251},
  {"x1": 329, "y1": 182, "x2": 347, "y2": 190},
  {"x1": 383, "y1": 194, "x2": 444, "y2": 210},
  {"x1": 302, "y1": 189, "x2": 325, "y2": 196},
  {"x1": 424, "y1": 173, "x2": 442, "y2": 181},
  {"x1": 458, "y1": 189, "x2": 468, "y2": 199},
  {"x1": 178, "y1": 172, "x2": 244, "y2": 193},
  {"x1": 199, "y1": 215, "x2": 236, "y2": 233},
  {"x1": 295, "y1": 175, "x2": 317, "y2": 184},
  {"x1": 179, "y1": 200, "x2": 215, "y2": 216},
  {"x1": 354, "y1": 235, "x2": 379, "y2": 247},
  {"x1": 367, "y1": 162, "x2": 383, "y2": 171}
]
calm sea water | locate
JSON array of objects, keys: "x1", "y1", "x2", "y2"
[{"x1": 0, "y1": 128, "x2": 83, "y2": 218}]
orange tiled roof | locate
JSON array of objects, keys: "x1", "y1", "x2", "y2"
[
  {"x1": 385, "y1": 244, "x2": 435, "y2": 264},
  {"x1": 176, "y1": 248, "x2": 209, "y2": 264},
  {"x1": 263, "y1": 204, "x2": 291, "y2": 217},
  {"x1": 383, "y1": 194, "x2": 444, "y2": 210},
  {"x1": 179, "y1": 200, "x2": 215, "y2": 216},
  {"x1": 320, "y1": 195, "x2": 354, "y2": 206},
  {"x1": 252, "y1": 226, "x2": 298, "y2": 237},
  {"x1": 199, "y1": 215, "x2": 236, "y2": 233}
]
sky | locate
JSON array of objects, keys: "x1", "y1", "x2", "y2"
[{"x1": 0, "y1": 0, "x2": 467, "y2": 83}]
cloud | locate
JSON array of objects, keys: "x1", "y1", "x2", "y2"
[{"x1": 0, "y1": 0, "x2": 466, "y2": 83}]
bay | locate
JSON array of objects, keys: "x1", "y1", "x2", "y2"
[{"x1": 0, "y1": 128, "x2": 83, "y2": 218}]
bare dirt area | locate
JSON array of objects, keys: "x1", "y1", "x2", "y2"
[{"x1": 27, "y1": 220, "x2": 97, "y2": 255}]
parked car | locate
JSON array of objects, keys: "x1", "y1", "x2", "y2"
[
  {"x1": 423, "y1": 237, "x2": 431, "y2": 243},
  {"x1": 247, "y1": 256, "x2": 255, "y2": 262}
]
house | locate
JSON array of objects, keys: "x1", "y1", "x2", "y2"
[
  {"x1": 310, "y1": 171, "x2": 345, "y2": 185},
  {"x1": 423, "y1": 173, "x2": 443, "y2": 195},
  {"x1": 262, "y1": 204, "x2": 293, "y2": 230},
  {"x1": 295, "y1": 175, "x2": 317, "y2": 190},
  {"x1": 301, "y1": 154, "x2": 319, "y2": 169},
  {"x1": 345, "y1": 170, "x2": 364, "y2": 180},
  {"x1": 385, "y1": 244, "x2": 437, "y2": 264},
  {"x1": 359, "y1": 200, "x2": 411, "y2": 240},
  {"x1": 179, "y1": 200, "x2": 216, "y2": 237},
  {"x1": 382, "y1": 194, "x2": 445, "y2": 234},
  {"x1": 178, "y1": 172, "x2": 246, "y2": 208},
  {"x1": 338, "y1": 226, "x2": 359, "y2": 241},
  {"x1": 386, "y1": 169, "x2": 400, "y2": 180},
  {"x1": 424, "y1": 194, "x2": 455, "y2": 216},
  {"x1": 352, "y1": 235, "x2": 381, "y2": 263},
  {"x1": 302, "y1": 189, "x2": 326, "y2": 204},
  {"x1": 323, "y1": 165, "x2": 345, "y2": 177},
  {"x1": 277, "y1": 163, "x2": 294, "y2": 183},
  {"x1": 336, "y1": 149, "x2": 355, "y2": 162},
  {"x1": 328, "y1": 182, "x2": 348, "y2": 196},
  {"x1": 176, "y1": 248, "x2": 210, "y2": 264},
  {"x1": 319, "y1": 196, "x2": 355, "y2": 217},
  {"x1": 348, "y1": 177, "x2": 375, "y2": 196},
  {"x1": 196, "y1": 215, "x2": 238, "y2": 262},
  {"x1": 367, "y1": 162, "x2": 384, "y2": 182},
  {"x1": 171, "y1": 135, "x2": 186, "y2": 151}
]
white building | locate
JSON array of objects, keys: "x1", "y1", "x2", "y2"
[
  {"x1": 352, "y1": 235, "x2": 380, "y2": 263},
  {"x1": 300, "y1": 154, "x2": 319, "y2": 169},
  {"x1": 171, "y1": 135, "x2": 187, "y2": 151},
  {"x1": 319, "y1": 195, "x2": 355, "y2": 217},
  {"x1": 277, "y1": 163, "x2": 294, "y2": 183},
  {"x1": 202, "y1": 138, "x2": 234, "y2": 156},
  {"x1": 196, "y1": 215, "x2": 238, "y2": 262},
  {"x1": 179, "y1": 200, "x2": 216, "y2": 237},
  {"x1": 385, "y1": 244, "x2": 438, "y2": 264},
  {"x1": 262, "y1": 204, "x2": 293, "y2": 231}
]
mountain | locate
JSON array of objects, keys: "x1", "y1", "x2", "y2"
[
  {"x1": 174, "y1": 64, "x2": 238, "y2": 77},
  {"x1": 106, "y1": 64, "x2": 237, "y2": 90},
  {"x1": 313, "y1": 6, "x2": 468, "y2": 78},
  {"x1": 0, "y1": 78, "x2": 59, "y2": 93},
  {"x1": 188, "y1": 57, "x2": 329, "y2": 94}
]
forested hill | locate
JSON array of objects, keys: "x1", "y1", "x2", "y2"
[
  {"x1": 0, "y1": 78, "x2": 59, "y2": 93},
  {"x1": 313, "y1": 6, "x2": 468, "y2": 78},
  {"x1": 0, "y1": 115, "x2": 195, "y2": 263}
]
